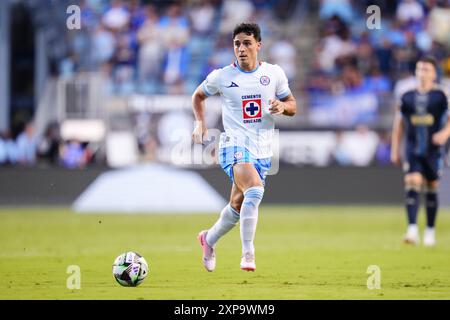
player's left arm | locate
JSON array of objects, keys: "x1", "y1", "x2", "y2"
[
  {"x1": 432, "y1": 90, "x2": 450, "y2": 146},
  {"x1": 269, "y1": 94, "x2": 297, "y2": 116},
  {"x1": 432, "y1": 114, "x2": 450, "y2": 146}
]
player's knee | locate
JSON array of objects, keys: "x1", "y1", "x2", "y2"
[
  {"x1": 404, "y1": 174, "x2": 422, "y2": 190},
  {"x1": 425, "y1": 181, "x2": 439, "y2": 193},
  {"x1": 405, "y1": 179, "x2": 420, "y2": 206},
  {"x1": 424, "y1": 182, "x2": 439, "y2": 210},
  {"x1": 405, "y1": 183, "x2": 421, "y2": 193}
]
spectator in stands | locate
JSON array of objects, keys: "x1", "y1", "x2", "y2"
[
  {"x1": 59, "y1": 52, "x2": 77, "y2": 78},
  {"x1": 59, "y1": 140, "x2": 91, "y2": 169},
  {"x1": 111, "y1": 24, "x2": 139, "y2": 95},
  {"x1": 396, "y1": 0, "x2": 425, "y2": 25},
  {"x1": 137, "y1": 5, "x2": 162, "y2": 93},
  {"x1": 206, "y1": 35, "x2": 235, "y2": 75},
  {"x1": 16, "y1": 122, "x2": 38, "y2": 166},
  {"x1": 363, "y1": 66, "x2": 391, "y2": 94},
  {"x1": 188, "y1": 0, "x2": 216, "y2": 36},
  {"x1": 219, "y1": 0, "x2": 255, "y2": 35},
  {"x1": 70, "y1": 28, "x2": 91, "y2": 71},
  {"x1": 319, "y1": 0, "x2": 353, "y2": 23},
  {"x1": 316, "y1": 15, "x2": 356, "y2": 73},
  {"x1": 375, "y1": 131, "x2": 392, "y2": 166},
  {"x1": 384, "y1": 20, "x2": 408, "y2": 48},
  {"x1": 66, "y1": 0, "x2": 99, "y2": 72},
  {"x1": 334, "y1": 125, "x2": 379, "y2": 166},
  {"x1": 391, "y1": 42, "x2": 418, "y2": 78},
  {"x1": 0, "y1": 132, "x2": 8, "y2": 165},
  {"x1": 428, "y1": 2, "x2": 450, "y2": 47},
  {"x1": 38, "y1": 122, "x2": 61, "y2": 165},
  {"x1": 340, "y1": 64, "x2": 364, "y2": 92},
  {"x1": 91, "y1": 23, "x2": 116, "y2": 70},
  {"x1": 159, "y1": 4, "x2": 190, "y2": 91},
  {"x1": 79, "y1": 0, "x2": 99, "y2": 31},
  {"x1": 102, "y1": 0, "x2": 130, "y2": 32},
  {"x1": 162, "y1": 39, "x2": 189, "y2": 92},
  {"x1": 332, "y1": 130, "x2": 352, "y2": 166},
  {"x1": 354, "y1": 31, "x2": 375, "y2": 75},
  {"x1": 0, "y1": 132, "x2": 6, "y2": 165},
  {"x1": 3, "y1": 131, "x2": 18, "y2": 165},
  {"x1": 127, "y1": 0, "x2": 147, "y2": 31},
  {"x1": 159, "y1": 3, "x2": 190, "y2": 38},
  {"x1": 272, "y1": 0, "x2": 301, "y2": 20},
  {"x1": 0, "y1": 131, "x2": 19, "y2": 165},
  {"x1": 425, "y1": 40, "x2": 448, "y2": 66},
  {"x1": 305, "y1": 64, "x2": 333, "y2": 94},
  {"x1": 269, "y1": 37, "x2": 297, "y2": 82}
]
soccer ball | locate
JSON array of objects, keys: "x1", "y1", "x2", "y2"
[{"x1": 112, "y1": 251, "x2": 149, "y2": 287}]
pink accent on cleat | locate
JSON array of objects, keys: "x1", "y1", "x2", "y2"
[
  {"x1": 198, "y1": 230, "x2": 216, "y2": 272},
  {"x1": 240, "y1": 252, "x2": 256, "y2": 271}
]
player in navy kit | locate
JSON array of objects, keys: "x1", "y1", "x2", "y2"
[{"x1": 391, "y1": 56, "x2": 450, "y2": 246}]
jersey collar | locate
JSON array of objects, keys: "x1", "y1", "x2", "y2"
[{"x1": 233, "y1": 61, "x2": 262, "y2": 74}]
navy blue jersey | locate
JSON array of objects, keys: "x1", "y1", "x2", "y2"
[{"x1": 400, "y1": 87, "x2": 449, "y2": 156}]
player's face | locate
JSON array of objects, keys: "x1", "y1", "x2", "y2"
[
  {"x1": 233, "y1": 33, "x2": 261, "y2": 69},
  {"x1": 415, "y1": 61, "x2": 437, "y2": 84}
]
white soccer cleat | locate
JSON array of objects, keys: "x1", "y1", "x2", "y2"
[
  {"x1": 423, "y1": 228, "x2": 436, "y2": 247},
  {"x1": 197, "y1": 230, "x2": 216, "y2": 272},
  {"x1": 240, "y1": 252, "x2": 256, "y2": 271},
  {"x1": 403, "y1": 224, "x2": 420, "y2": 245}
]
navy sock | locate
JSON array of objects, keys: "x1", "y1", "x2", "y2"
[
  {"x1": 405, "y1": 189, "x2": 420, "y2": 225},
  {"x1": 425, "y1": 191, "x2": 438, "y2": 228}
]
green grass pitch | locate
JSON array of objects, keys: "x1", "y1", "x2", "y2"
[{"x1": 1, "y1": 205, "x2": 449, "y2": 300}]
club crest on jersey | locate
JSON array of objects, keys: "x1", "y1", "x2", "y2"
[
  {"x1": 260, "y1": 76, "x2": 270, "y2": 86},
  {"x1": 242, "y1": 97, "x2": 262, "y2": 123}
]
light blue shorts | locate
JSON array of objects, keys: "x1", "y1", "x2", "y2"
[{"x1": 218, "y1": 146, "x2": 271, "y2": 185}]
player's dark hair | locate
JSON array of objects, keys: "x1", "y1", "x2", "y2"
[
  {"x1": 417, "y1": 56, "x2": 439, "y2": 72},
  {"x1": 232, "y1": 23, "x2": 261, "y2": 42}
]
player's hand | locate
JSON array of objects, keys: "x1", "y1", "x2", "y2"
[
  {"x1": 390, "y1": 151, "x2": 401, "y2": 166},
  {"x1": 269, "y1": 99, "x2": 285, "y2": 115},
  {"x1": 432, "y1": 131, "x2": 449, "y2": 146},
  {"x1": 192, "y1": 122, "x2": 208, "y2": 144}
]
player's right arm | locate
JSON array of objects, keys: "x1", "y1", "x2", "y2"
[
  {"x1": 192, "y1": 69, "x2": 221, "y2": 144},
  {"x1": 390, "y1": 105, "x2": 404, "y2": 166},
  {"x1": 192, "y1": 85, "x2": 208, "y2": 144}
]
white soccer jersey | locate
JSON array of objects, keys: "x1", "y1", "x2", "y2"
[{"x1": 202, "y1": 61, "x2": 292, "y2": 159}]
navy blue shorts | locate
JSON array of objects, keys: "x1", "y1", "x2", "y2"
[{"x1": 403, "y1": 151, "x2": 444, "y2": 181}]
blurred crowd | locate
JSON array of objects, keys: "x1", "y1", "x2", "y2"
[
  {"x1": 307, "y1": 0, "x2": 450, "y2": 126},
  {"x1": 3, "y1": 0, "x2": 450, "y2": 168},
  {"x1": 59, "y1": 0, "x2": 450, "y2": 102},
  {"x1": 60, "y1": 0, "x2": 298, "y2": 95},
  {"x1": 0, "y1": 122, "x2": 94, "y2": 169}
]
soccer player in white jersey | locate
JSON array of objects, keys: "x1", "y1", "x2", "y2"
[{"x1": 191, "y1": 23, "x2": 297, "y2": 272}]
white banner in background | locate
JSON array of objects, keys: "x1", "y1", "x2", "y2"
[
  {"x1": 279, "y1": 131, "x2": 379, "y2": 166},
  {"x1": 73, "y1": 164, "x2": 226, "y2": 213}
]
